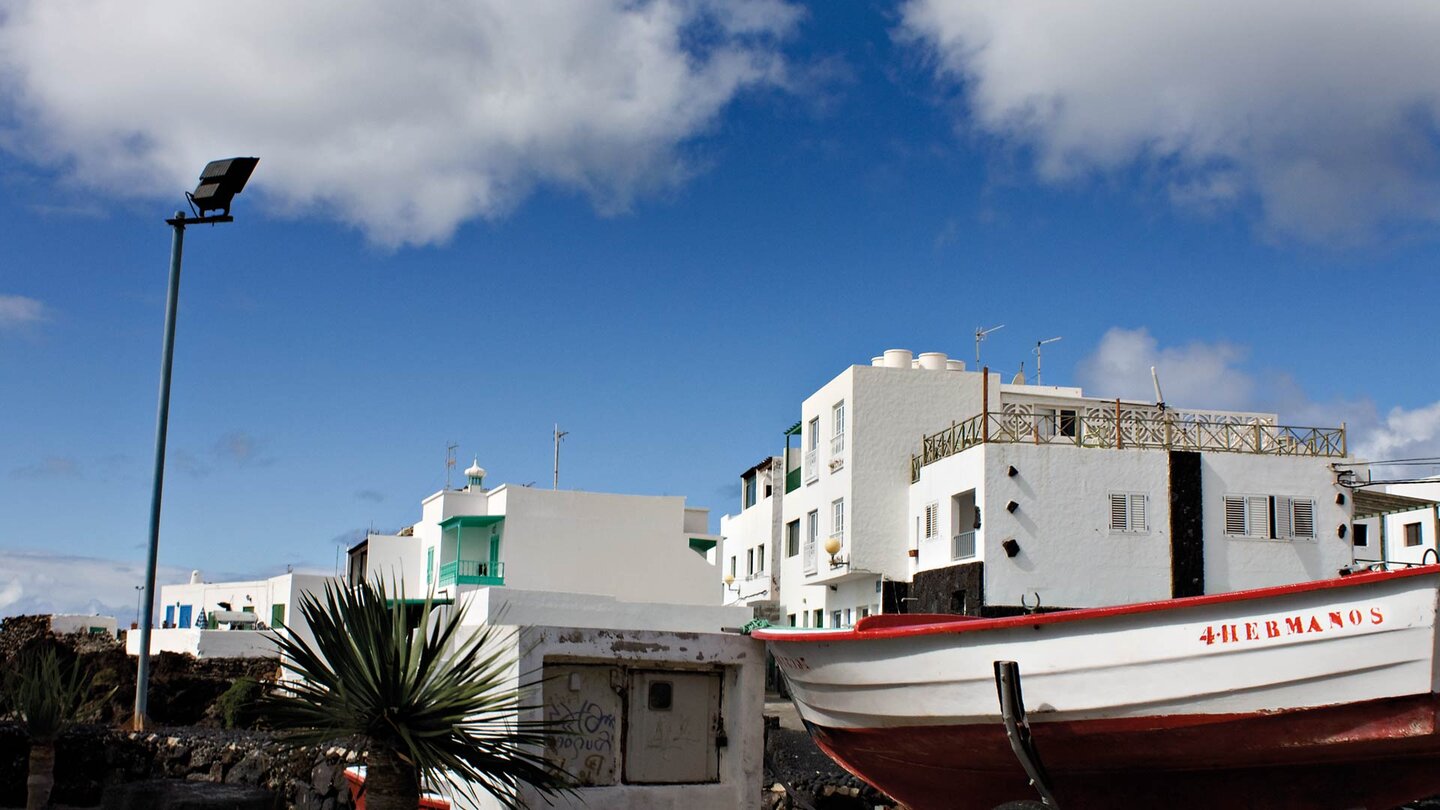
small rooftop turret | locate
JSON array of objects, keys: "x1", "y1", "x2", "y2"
[{"x1": 465, "y1": 459, "x2": 486, "y2": 489}]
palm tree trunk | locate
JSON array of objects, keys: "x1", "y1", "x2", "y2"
[
  {"x1": 26, "y1": 741, "x2": 55, "y2": 810},
  {"x1": 364, "y1": 746, "x2": 420, "y2": 810}
]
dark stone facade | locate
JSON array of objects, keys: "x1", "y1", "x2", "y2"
[{"x1": 908, "y1": 562, "x2": 984, "y2": 616}]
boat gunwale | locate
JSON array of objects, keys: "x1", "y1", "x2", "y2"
[{"x1": 752, "y1": 565, "x2": 1440, "y2": 644}]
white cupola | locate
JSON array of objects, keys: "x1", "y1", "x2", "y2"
[{"x1": 465, "y1": 459, "x2": 486, "y2": 489}]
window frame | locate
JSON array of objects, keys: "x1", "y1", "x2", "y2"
[
  {"x1": 1405, "y1": 521, "x2": 1423, "y2": 547},
  {"x1": 785, "y1": 519, "x2": 800, "y2": 557},
  {"x1": 1108, "y1": 492, "x2": 1148, "y2": 534}
]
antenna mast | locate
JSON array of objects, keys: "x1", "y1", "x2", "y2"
[
  {"x1": 553, "y1": 424, "x2": 569, "y2": 490},
  {"x1": 445, "y1": 441, "x2": 458, "y2": 490},
  {"x1": 975, "y1": 324, "x2": 1005, "y2": 365},
  {"x1": 1034, "y1": 336, "x2": 1062, "y2": 385}
]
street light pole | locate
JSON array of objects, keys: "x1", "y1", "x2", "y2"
[{"x1": 132, "y1": 157, "x2": 256, "y2": 731}]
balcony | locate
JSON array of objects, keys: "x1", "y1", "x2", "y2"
[
  {"x1": 911, "y1": 405, "x2": 1347, "y2": 482},
  {"x1": 804, "y1": 448, "x2": 818, "y2": 483},
  {"x1": 439, "y1": 559, "x2": 505, "y2": 587},
  {"x1": 952, "y1": 530, "x2": 976, "y2": 560}
]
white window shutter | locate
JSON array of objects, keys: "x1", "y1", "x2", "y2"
[
  {"x1": 1110, "y1": 494, "x2": 1129, "y2": 531},
  {"x1": 1273, "y1": 496, "x2": 1292, "y2": 539},
  {"x1": 1225, "y1": 496, "x2": 1247, "y2": 535},
  {"x1": 1247, "y1": 495, "x2": 1270, "y2": 538},
  {"x1": 1292, "y1": 499, "x2": 1315, "y2": 538},
  {"x1": 1130, "y1": 494, "x2": 1147, "y2": 533}
]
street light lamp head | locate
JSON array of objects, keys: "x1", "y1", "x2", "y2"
[{"x1": 188, "y1": 157, "x2": 259, "y2": 217}]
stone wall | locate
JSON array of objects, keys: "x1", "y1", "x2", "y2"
[{"x1": 0, "y1": 724, "x2": 355, "y2": 809}]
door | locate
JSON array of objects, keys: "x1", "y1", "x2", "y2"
[
  {"x1": 624, "y1": 670, "x2": 721, "y2": 784},
  {"x1": 543, "y1": 664, "x2": 622, "y2": 786},
  {"x1": 178, "y1": 605, "x2": 192, "y2": 628}
]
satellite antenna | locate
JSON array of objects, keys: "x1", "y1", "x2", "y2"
[
  {"x1": 445, "y1": 441, "x2": 458, "y2": 490},
  {"x1": 1011, "y1": 361, "x2": 1026, "y2": 385},
  {"x1": 1034, "y1": 336, "x2": 1062, "y2": 385},
  {"x1": 975, "y1": 324, "x2": 1005, "y2": 365},
  {"x1": 1151, "y1": 366, "x2": 1166, "y2": 411}
]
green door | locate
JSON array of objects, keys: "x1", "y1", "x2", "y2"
[{"x1": 271, "y1": 604, "x2": 285, "y2": 627}]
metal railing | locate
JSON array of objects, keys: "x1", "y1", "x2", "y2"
[
  {"x1": 831, "y1": 432, "x2": 845, "y2": 458},
  {"x1": 912, "y1": 407, "x2": 1346, "y2": 482},
  {"x1": 952, "y1": 530, "x2": 976, "y2": 560},
  {"x1": 439, "y1": 559, "x2": 505, "y2": 585},
  {"x1": 804, "y1": 448, "x2": 818, "y2": 482}
]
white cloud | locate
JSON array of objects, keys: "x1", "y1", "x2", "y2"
[
  {"x1": 1076, "y1": 327, "x2": 1440, "y2": 479},
  {"x1": 0, "y1": 294, "x2": 45, "y2": 329},
  {"x1": 898, "y1": 1, "x2": 1440, "y2": 243},
  {"x1": 0, "y1": 1, "x2": 800, "y2": 246},
  {"x1": 1075, "y1": 327, "x2": 1254, "y2": 412}
]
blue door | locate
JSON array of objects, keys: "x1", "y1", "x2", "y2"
[
  {"x1": 178, "y1": 605, "x2": 192, "y2": 628},
  {"x1": 164, "y1": 605, "x2": 174, "y2": 627}
]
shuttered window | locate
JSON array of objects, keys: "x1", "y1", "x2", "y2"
[
  {"x1": 1290, "y1": 499, "x2": 1315, "y2": 539},
  {"x1": 924, "y1": 502, "x2": 939, "y2": 539},
  {"x1": 1225, "y1": 494, "x2": 1315, "y2": 540},
  {"x1": 1109, "y1": 493, "x2": 1147, "y2": 533}
]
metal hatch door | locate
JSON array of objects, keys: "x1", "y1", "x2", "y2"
[
  {"x1": 624, "y1": 670, "x2": 721, "y2": 784},
  {"x1": 543, "y1": 664, "x2": 622, "y2": 786}
]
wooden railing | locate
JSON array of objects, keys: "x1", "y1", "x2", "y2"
[{"x1": 911, "y1": 408, "x2": 1345, "y2": 482}]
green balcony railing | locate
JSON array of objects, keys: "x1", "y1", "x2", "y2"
[
  {"x1": 784, "y1": 465, "x2": 801, "y2": 493},
  {"x1": 438, "y1": 559, "x2": 505, "y2": 587}
]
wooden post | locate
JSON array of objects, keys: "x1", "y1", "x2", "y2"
[
  {"x1": 982, "y1": 367, "x2": 990, "y2": 444},
  {"x1": 1341, "y1": 421, "x2": 1348, "y2": 456},
  {"x1": 1115, "y1": 398, "x2": 1122, "y2": 449}
]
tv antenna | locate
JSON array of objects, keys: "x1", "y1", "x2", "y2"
[
  {"x1": 553, "y1": 424, "x2": 569, "y2": 490},
  {"x1": 1033, "y1": 336, "x2": 1062, "y2": 385},
  {"x1": 975, "y1": 324, "x2": 1005, "y2": 365},
  {"x1": 445, "y1": 441, "x2": 458, "y2": 490}
]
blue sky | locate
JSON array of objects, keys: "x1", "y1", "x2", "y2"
[{"x1": 4, "y1": 0, "x2": 1440, "y2": 618}]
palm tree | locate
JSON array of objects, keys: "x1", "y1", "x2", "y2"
[
  {"x1": 2, "y1": 645, "x2": 94, "y2": 810},
  {"x1": 260, "y1": 581, "x2": 571, "y2": 810}
]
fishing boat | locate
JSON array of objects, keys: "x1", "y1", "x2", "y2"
[{"x1": 753, "y1": 566, "x2": 1440, "y2": 809}]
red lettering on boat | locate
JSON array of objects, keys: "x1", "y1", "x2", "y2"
[{"x1": 1265, "y1": 620, "x2": 1280, "y2": 638}]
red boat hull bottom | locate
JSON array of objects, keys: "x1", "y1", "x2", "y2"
[{"x1": 808, "y1": 694, "x2": 1440, "y2": 810}]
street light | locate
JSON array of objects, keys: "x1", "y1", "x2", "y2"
[{"x1": 133, "y1": 157, "x2": 258, "y2": 731}]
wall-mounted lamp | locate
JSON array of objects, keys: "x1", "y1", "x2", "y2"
[
  {"x1": 1337, "y1": 525, "x2": 1348, "y2": 539},
  {"x1": 1002, "y1": 538, "x2": 1021, "y2": 558},
  {"x1": 1006, "y1": 500, "x2": 1019, "y2": 513},
  {"x1": 1007, "y1": 465, "x2": 1019, "y2": 477},
  {"x1": 1336, "y1": 493, "x2": 1346, "y2": 505},
  {"x1": 824, "y1": 536, "x2": 848, "y2": 568},
  {"x1": 723, "y1": 574, "x2": 739, "y2": 594}
]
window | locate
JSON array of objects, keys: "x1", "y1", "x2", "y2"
[
  {"x1": 802, "y1": 612, "x2": 810, "y2": 628},
  {"x1": 859, "y1": 607, "x2": 870, "y2": 619},
  {"x1": 787, "y1": 613, "x2": 797, "y2": 627},
  {"x1": 1224, "y1": 495, "x2": 1315, "y2": 540},
  {"x1": 426, "y1": 547, "x2": 434, "y2": 584},
  {"x1": 728, "y1": 556, "x2": 737, "y2": 578},
  {"x1": 832, "y1": 498, "x2": 845, "y2": 543},
  {"x1": 1109, "y1": 493, "x2": 1148, "y2": 533},
  {"x1": 746, "y1": 549, "x2": 755, "y2": 575},
  {"x1": 804, "y1": 510, "x2": 819, "y2": 574},
  {"x1": 831, "y1": 401, "x2": 846, "y2": 457},
  {"x1": 743, "y1": 474, "x2": 756, "y2": 509},
  {"x1": 813, "y1": 609, "x2": 823, "y2": 628},
  {"x1": 756, "y1": 545, "x2": 765, "y2": 573},
  {"x1": 1058, "y1": 409, "x2": 1077, "y2": 438},
  {"x1": 1405, "y1": 522, "x2": 1423, "y2": 547},
  {"x1": 1353, "y1": 523, "x2": 1369, "y2": 548},
  {"x1": 843, "y1": 608, "x2": 852, "y2": 626},
  {"x1": 832, "y1": 610, "x2": 843, "y2": 628},
  {"x1": 924, "y1": 502, "x2": 940, "y2": 539},
  {"x1": 805, "y1": 417, "x2": 820, "y2": 482},
  {"x1": 786, "y1": 520, "x2": 800, "y2": 557}
]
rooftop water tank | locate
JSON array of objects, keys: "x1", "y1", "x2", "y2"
[
  {"x1": 883, "y1": 349, "x2": 913, "y2": 369},
  {"x1": 918, "y1": 352, "x2": 948, "y2": 371},
  {"x1": 947, "y1": 359, "x2": 966, "y2": 371}
]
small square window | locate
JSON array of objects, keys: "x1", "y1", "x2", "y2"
[
  {"x1": 1405, "y1": 522, "x2": 1423, "y2": 547},
  {"x1": 648, "y1": 681, "x2": 673, "y2": 711}
]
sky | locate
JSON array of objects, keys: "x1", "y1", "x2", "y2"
[{"x1": 4, "y1": 0, "x2": 1440, "y2": 619}]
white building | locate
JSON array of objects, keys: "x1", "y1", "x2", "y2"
[
  {"x1": 127, "y1": 570, "x2": 331, "y2": 658},
  {"x1": 720, "y1": 348, "x2": 1355, "y2": 627},
  {"x1": 1352, "y1": 480, "x2": 1440, "y2": 568},
  {"x1": 349, "y1": 461, "x2": 723, "y2": 605},
  {"x1": 717, "y1": 457, "x2": 783, "y2": 615},
  {"x1": 49, "y1": 614, "x2": 119, "y2": 638}
]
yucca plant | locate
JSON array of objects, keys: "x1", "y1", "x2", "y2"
[
  {"x1": 2, "y1": 645, "x2": 95, "y2": 810},
  {"x1": 260, "y1": 581, "x2": 571, "y2": 810}
]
